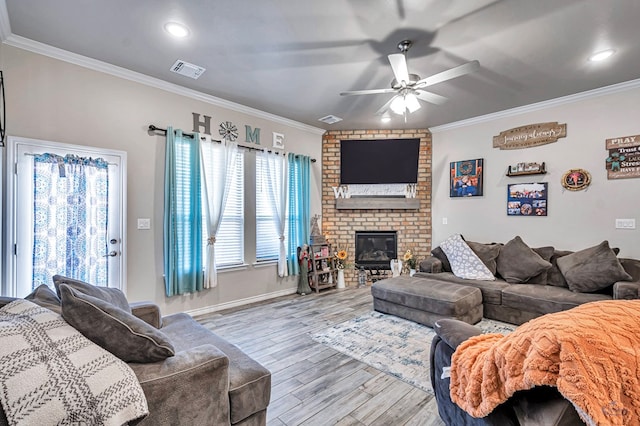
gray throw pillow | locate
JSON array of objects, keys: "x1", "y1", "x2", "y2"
[
  {"x1": 557, "y1": 241, "x2": 632, "y2": 293},
  {"x1": 59, "y1": 284, "x2": 175, "y2": 363},
  {"x1": 25, "y1": 284, "x2": 62, "y2": 314},
  {"x1": 53, "y1": 275, "x2": 131, "y2": 313},
  {"x1": 527, "y1": 246, "x2": 555, "y2": 284},
  {"x1": 546, "y1": 250, "x2": 573, "y2": 287},
  {"x1": 496, "y1": 236, "x2": 552, "y2": 284},
  {"x1": 431, "y1": 246, "x2": 452, "y2": 272},
  {"x1": 467, "y1": 242, "x2": 502, "y2": 275}
]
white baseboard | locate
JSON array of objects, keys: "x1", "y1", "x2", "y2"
[{"x1": 185, "y1": 287, "x2": 298, "y2": 317}]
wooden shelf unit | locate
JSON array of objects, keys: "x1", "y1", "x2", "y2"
[{"x1": 308, "y1": 243, "x2": 337, "y2": 293}]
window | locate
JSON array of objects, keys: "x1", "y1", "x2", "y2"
[
  {"x1": 255, "y1": 155, "x2": 282, "y2": 262},
  {"x1": 201, "y1": 150, "x2": 245, "y2": 267}
]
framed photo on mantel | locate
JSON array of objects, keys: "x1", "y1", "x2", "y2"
[{"x1": 450, "y1": 158, "x2": 483, "y2": 197}]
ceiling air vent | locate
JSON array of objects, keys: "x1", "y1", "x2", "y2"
[
  {"x1": 318, "y1": 115, "x2": 343, "y2": 124},
  {"x1": 170, "y1": 60, "x2": 206, "y2": 79}
]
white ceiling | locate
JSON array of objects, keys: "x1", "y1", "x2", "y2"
[{"x1": 3, "y1": 0, "x2": 640, "y2": 131}]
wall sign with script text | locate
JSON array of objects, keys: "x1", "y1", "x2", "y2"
[
  {"x1": 606, "y1": 134, "x2": 640, "y2": 180},
  {"x1": 493, "y1": 122, "x2": 567, "y2": 150}
]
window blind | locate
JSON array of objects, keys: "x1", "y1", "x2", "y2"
[
  {"x1": 255, "y1": 155, "x2": 281, "y2": 261},
  {"x1": 201, "y1": 150, "x2": 245, "y2": 267}
]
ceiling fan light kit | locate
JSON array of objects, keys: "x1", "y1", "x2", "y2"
[
  {"x1": 405, "y1": 93, "x2": 421, "y2": 113},
  {"x1": 340, "y1": 39, "x2": 479, "y2": 119},
  {"x1": 390, "y1": 96, "x2": 407, "y2": 114}
]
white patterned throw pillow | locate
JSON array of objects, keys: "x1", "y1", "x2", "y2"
[{"x1": 440, "y1": 234, "x2": 495, "y2": 280}]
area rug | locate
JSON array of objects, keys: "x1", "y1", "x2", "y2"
[{"x1": 310, "y1": 311, "x2": 515, "y2": 394}]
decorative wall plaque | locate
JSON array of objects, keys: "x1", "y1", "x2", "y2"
[
  {"x1": 561, "y1": 169, "x2": 591, "y2": 191},
  {"x1": 219, "y1": 121, "x2": 239, "y2": 141},
  {"x1": 493, "y1": 122, "x2": 567, "y2": 150},
  {"x1": 605, "y1": 134, "x2": 640, "y2": 180}
]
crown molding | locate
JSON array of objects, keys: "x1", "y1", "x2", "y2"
[
  {"x1": 2, "y1": 34, "x2": 326, "y2": 135},
  {"x1": 430, "y1": 78, "x2": 640, "y2": 133}
]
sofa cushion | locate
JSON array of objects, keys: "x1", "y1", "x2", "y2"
[
  {"x1": 467, "y1": 242, "x2": 502, "y2": 275},
  {"x1": 431, "y1": 246, "x2": 452, "y2": 272},
  {"x1": 53, "y1": 275, "x2": 131, "y2": 313},
  {"x1": 160, "y1": 313, "x2": 272, "y2": 424},
  {"x1": 619, "y1": 258, "x2": 640, "y2": 282},
  {"x1": 415, "y1": 272, "x2": 509, "y2": 305},
  {"x1": 496, "y1": 236, "x2": 551, "y2": 284},
  {"x1": 501, "y1": 284, "x2": 611, "y2": 315},
  {"x1": 557, "y1": 241, "x2": 632, "y2": 293},
  {"x1": 59, "y1": 284, "x2": 175, "y2": 363},
  {"x1": 440, "y1": 234, "x2": 495, "y2": 281},
  {"x1": 25, "y1": 284, "x2": 62, "y2": 314}
]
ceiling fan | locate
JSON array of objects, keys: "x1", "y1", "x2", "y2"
[{"x1": 340, "y1": 40, "x2": 479, "y2": 118}]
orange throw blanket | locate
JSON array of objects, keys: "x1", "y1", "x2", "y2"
[{"x1": 450, "y1": 300, "x2": 640, "y2": 425}]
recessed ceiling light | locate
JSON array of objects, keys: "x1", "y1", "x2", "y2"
[
  {"x1": 589, "y1": 49, "x2": 615, "y2": 62},
  {"x1": 164, "y1": 22, "x2": 190, "y2": 38}
]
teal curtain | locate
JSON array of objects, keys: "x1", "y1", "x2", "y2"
[
  {"x1": 286, "y1": 153, "x2": 311, "y2": 275},
  {"x1": 163, "y1": 127, "x2": 204, "y2": 296}
]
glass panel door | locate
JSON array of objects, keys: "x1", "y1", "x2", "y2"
[{"x1": 6, "y1": 136, "x2": 126, "y2": 297}]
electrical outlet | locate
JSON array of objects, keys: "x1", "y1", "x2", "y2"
[
  {"x1": 442, "y1": 217, "x2": 448, "y2": 225},
  {"x1": 137, "y1": 218, "x2": 151, "y2": 230},
  {"x1": 615, "y1": 218, "x2": 636, "y2": 229}
]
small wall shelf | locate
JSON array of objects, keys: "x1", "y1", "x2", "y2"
[
  {"x1": 506, "y1": 162, "x2": 546, "y2": 177},
  {"x1": 336, "y1": 198, "x2": 420, "y2": 210}
]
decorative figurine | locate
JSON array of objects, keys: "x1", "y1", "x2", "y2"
[
  {"x1": 309, "y1": 214, "x2": 326, "y2": 244},
  {"x1": 297, "y1": 245, "x2": 312, "y2": 295}
]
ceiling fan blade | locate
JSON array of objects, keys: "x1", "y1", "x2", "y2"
[
  {"x1": 414, "y1": 90, "x2": 448, "y2": 105},
  {"x1": 340, "y1": 88, "x2": 397, "y2": 96},
  {"x1": 375, "y1": 95, "x2": 399, "y2": 116},
  {"x1": 415, "y1": 60, "x2": 480, "y2": 89},
  {"x1": 388, "y1": 53, "x2": 409, "y2": 84}
]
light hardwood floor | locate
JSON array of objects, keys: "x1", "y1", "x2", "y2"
[{"x1": 196, "y1": 286, "x2": 446, "y2": 426}]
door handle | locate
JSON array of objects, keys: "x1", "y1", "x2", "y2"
[{"x1": 104, "y1": 250, "x2": 118, "y2": 257}]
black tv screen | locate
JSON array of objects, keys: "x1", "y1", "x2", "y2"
[{"x1": 340, "y1": 139, "x2": 420, "y2": 184}]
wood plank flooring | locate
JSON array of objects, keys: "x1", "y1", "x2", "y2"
[{"x1": 196, "y1": 287, "x2": 446, "y2": 426}]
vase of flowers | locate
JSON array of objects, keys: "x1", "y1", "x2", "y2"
[
  {"x1": 403, "y1": 249, "x2": 417, "y2": 276},
  {"x1": 334, "y1": 247, "x2": 349, "y2": 289}
]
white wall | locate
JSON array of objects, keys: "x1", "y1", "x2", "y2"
[
  {"x1": 0, "y1": 44, "x2": 324, "y2": 314},
  {"x1": 431, "y1": 83, "x2": 640, "y2": 259}
]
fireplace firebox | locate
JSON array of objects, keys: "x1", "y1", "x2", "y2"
[{"x1": 354, "y1": 231, "x2": 397, "y2": 270}]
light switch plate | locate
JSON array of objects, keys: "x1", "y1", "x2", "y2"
[
  {"x1": 615, "y1": 218, "x2": 636, "y2": 229},
  {"x1": 137, "y1": 218, "x2": 151, "y2": 230}
]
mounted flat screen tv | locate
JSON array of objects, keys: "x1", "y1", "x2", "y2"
[{"x1": 340, "y1": 138, "x2": 420, "y2": 184}]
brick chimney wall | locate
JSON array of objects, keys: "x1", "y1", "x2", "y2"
[{"x1": 322, "y1": 129, "x2": 433, "y2": 286}]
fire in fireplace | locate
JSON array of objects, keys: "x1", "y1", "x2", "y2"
[{"x1": 354, "y1": 231, "x2": 397, "y2": 270}]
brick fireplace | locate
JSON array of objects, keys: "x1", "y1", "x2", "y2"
[{"x1": 321, "y1": 129, "x2": 433, "y2": 285}]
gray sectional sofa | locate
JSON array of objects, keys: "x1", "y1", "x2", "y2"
[
  {"x1": 416, "y1": 236, "x2": 640, "y2": 425},
  {"x1": 417, "y1": 237, "x2": 640, "y2": 325},
  {"x1": 0, "y1": 276, "x2": 270, "y2": 426}
]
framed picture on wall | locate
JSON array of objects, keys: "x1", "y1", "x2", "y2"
[
  {"x1": 507, "y1": 182, "x2": 548, "y2": 216},
  {"x1": 450, "y1": 158, "x2": 483, "y2": 197}
]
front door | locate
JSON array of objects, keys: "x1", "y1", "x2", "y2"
[{"x1": 6, "y1": 136, "x2": 126, "y2": 297}]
